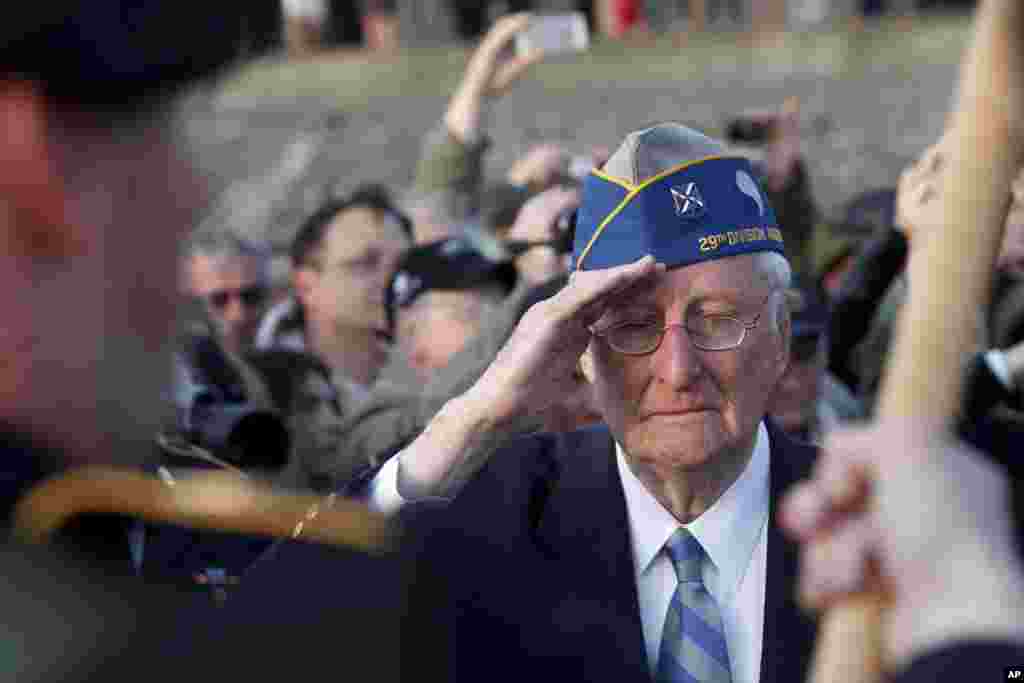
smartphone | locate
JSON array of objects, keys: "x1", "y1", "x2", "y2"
[{"x1": 515, "y1": 13, "x2": 589, "y2": 56}]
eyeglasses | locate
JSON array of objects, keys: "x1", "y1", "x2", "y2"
[
  {"x1": 592, "y1": 294, "x2": 772, "y2": 355},
  {"x1": 204, "y1": 285, "x2": 268, "y2": 311}
]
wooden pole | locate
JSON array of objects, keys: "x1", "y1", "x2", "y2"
[{"x1": 809, "y1": 1, "x2": 1024, "y2": 682}]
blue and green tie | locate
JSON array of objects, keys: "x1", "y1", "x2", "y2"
[{"x1": 655, "y1": 528, "x2": 733, "y2": 683}]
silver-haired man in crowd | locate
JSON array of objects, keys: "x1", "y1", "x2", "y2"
[{"x1": 182, "y1": 231, "x2": 272, "y2": 354}]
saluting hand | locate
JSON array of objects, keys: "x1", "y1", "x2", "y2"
[
  {"x1": 397, "y1": 256, "x2": 664, "y2": 500},
  {"x1": 470, "y1": 255, "x2": 664, "y2": 433}
]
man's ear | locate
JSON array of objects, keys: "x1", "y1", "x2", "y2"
[
  {"x1": 578, "y1": 344, "x2": 596, "y2": 384},
  {"x1": 0, "y1": 81, "x2": 77, "y2": 263},
  {"x1": 293, "y1": 267, "x2": 316, "y2": 306}
]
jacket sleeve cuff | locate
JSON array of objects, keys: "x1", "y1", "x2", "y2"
[{"x1": 413, "y1": 123, "x2": 491, "y2": 196}]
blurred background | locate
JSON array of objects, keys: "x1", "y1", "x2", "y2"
[{"x1": 199, "y1": 0, "x2": 975, "y2": 251}]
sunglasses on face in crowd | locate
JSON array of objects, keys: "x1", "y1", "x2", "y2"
[
  {"x1": 204, "y1": 285, "x2": 269, "y2": 311},
  {"x1": 790, "y1": 331, "x2": 824, "y2": 364}
]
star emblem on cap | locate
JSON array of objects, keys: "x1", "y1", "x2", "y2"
[{"x1": 670, "y1": 182, "x2": 706, "y2": 219}]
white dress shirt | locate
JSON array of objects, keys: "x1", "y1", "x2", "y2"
[
  {"x1": 369, "y1": 423, "x2": 772, "y2": 683},
  {"x1": 617, "y1": 422, "x2": 771, "y2": 682}
]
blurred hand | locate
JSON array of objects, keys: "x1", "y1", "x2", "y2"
[
  {"x1": 781, "y1": 420, "x2": 1024, "y2": 665},
  {"x1": 506, "y1": 143, "x2": 571, "y2": 190},
  {"x1": 895, "y1": 137, "x2": 949, "y2": 242},
  {"x1": 445, "y1": 14, "x2": 544, "y2": 143},
  {"x1": 504, "y1": 186, "x2": 580, "y2": 286},
  {"x1": 763, "y1": 96, "x2": 802, "y2": 193}
]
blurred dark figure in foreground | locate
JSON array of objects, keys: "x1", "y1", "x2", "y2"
[
  {"x1": 0, "y1": 4, "x2": 406, "y2": 682},
  {"x1": 0, "y1": 1, "x2": 255, "y2": 677}
]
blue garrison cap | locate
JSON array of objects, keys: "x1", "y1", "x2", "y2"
[{"x1": 573, "y1": 123, "x2": 786, "y2": 271}]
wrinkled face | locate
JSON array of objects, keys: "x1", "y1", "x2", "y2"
[
  {"x1": 287, "y1": 371, "x2": 343, "y2": 464},
  {"x1": 304, "y1": 207, "x2": 408, "y2": 335},
  {"x1": 587, "y1": 254, "x2": 789, "y2": 477},
  {"x1": 397, "y1": 290, "x2": 492, "y2": 381},
  {"x1": 770, "y1": 331, "x2": 826, "y2": 433},
  {"x1": 185, "y1": 253, "x2": 269, "y2": 353}
]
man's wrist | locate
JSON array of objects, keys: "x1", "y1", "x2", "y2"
[
  {"x1": 396, "y1": 392, "x2": 508, "y2": 500},
  {"x1": 445, "y1": 84, "x2": 494, "y2": 146}
]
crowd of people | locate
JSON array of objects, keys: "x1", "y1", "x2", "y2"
[{"x1": 2, "y1": 3, "x2": 1024, "y2": 682}]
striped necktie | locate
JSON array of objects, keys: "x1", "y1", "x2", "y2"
[{"x1": 655, "y1": 527, "x2": 733, "y2": 683}]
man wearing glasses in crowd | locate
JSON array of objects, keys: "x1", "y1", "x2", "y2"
[
  {"x1": 182, "y1": 231, "x2": 272, "y2": 354},
  {"x1": 363, "y1": 123, "x2": 819, "y2": 682}
]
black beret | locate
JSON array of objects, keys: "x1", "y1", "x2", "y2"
[
  {"x1": 1, "y1": 2, "x2": 269, "y2": 114},
  {"x1": 386, "y1": 237, "x2": 518, "y2": 331}
]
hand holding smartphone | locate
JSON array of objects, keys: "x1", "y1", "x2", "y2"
[{"x1": 515, "y1": 13, "x2": 589, "y2": 56}]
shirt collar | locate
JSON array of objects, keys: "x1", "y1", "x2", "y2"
[{"x1": 616, "y1": 421, "x2": 771, "y2": 600}]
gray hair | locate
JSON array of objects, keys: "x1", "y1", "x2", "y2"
[
  {"x1": 183, "y1": 230, "x2": 272, "y2": 279},
  {"x1": 755, "y1": 252, "x2": 793, "y2": 335}
]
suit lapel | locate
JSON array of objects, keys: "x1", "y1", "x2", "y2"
[
  {"x1": 534, "y1": 426, "x2": 651, "y2": 681},
  {"x1": 760, "y1": 422, "x2": 819, "y2": 683}
]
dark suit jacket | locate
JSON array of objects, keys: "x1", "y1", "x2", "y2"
[
  {"x1": 403, "y1": 421, "x2": 819, "y2": 682},
  {"x1": 895, "y1": 641, "x2": 1024, "y2": 683}
]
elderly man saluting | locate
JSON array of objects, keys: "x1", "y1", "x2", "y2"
[{"x1": 365, "y1": 123, "x2": 816, "y2": 683}]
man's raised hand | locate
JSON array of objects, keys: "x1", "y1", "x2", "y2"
[
  {"x1": 445, "y1": 14, "x2": 544, "y2": 143},
  {"x1": 395, "y1": 256, "x2": 664, "y2": 501},
  {"x1": 468, "y1": 255, "x2": 665, "y2": 433}
]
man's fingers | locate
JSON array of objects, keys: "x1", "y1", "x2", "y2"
[
  {"x1": 480, "y1": 13, "x2": 531, "y2": 53},
  {"x1": 816, "y1": 427, "x2": 880, "y2": 509},
  {"x1": 553, "y1": 256, "x2": 663, "y2": 321},
  {"x1": 799, "y1": 516, "x2": 875, "y2": 611},
  {"x1": 780, "y1": 481, "x2": 831, "y2": 541},
  {"x1": 491, "y1": 51, "x2": 543, "y2": 93}
]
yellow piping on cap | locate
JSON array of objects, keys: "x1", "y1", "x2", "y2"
[
  {"x1": 590, "y1": 167, "x2": 635, "y2": 191},
  {"x1": 575, "y1": 155, "x2": 733, "y2": 270}
]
